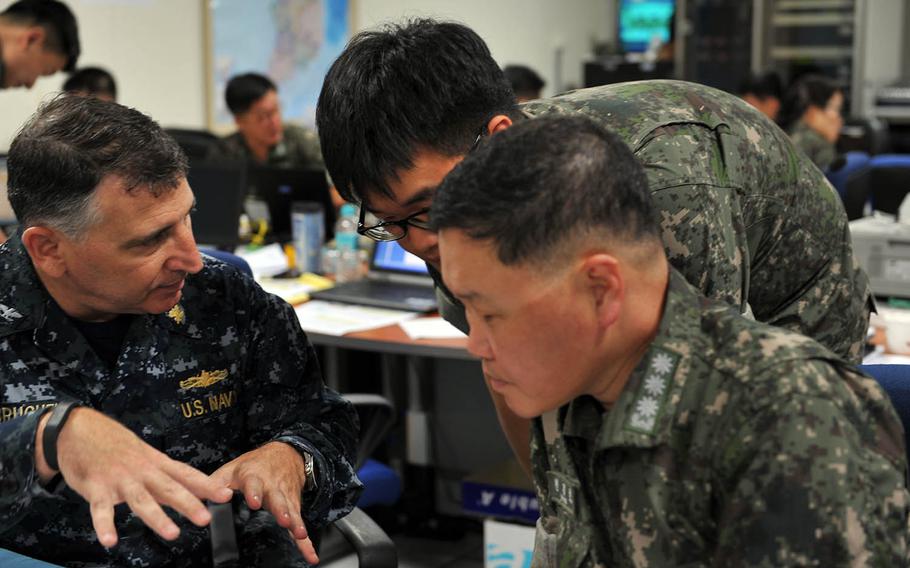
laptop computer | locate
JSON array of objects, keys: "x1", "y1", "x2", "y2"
[
  {"x1": 247, "y1": 165, "x2": 335, "y2": 243},
  {"x1": 310, "y1": 240, "x2": 439, "y2": 313},
  {"x1": 187, "y1": 160, "x2": 247, "y2": 247}
]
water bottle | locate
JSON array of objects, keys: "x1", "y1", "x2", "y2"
[{"x1": 334, "y1": 203, "x2": 361, "y2": 283}]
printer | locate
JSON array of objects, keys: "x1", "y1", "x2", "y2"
[{"x1": 850, "y1": 216, "x2": 910, "y2": 299}]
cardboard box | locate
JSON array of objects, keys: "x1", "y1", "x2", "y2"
[
  {"x1": 462, "y1": 459, "x2": 540, "y2": 524},
  {"x1": 484, "y1": 518, "x2": 535, "y2": 568}
]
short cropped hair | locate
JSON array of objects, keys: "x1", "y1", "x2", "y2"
[
  {"x1": 0, "y1": 0, "x2": 80, "y2": 71},
  {"x1": 780, "y1": 74, "x2": 841, "y2": 130},
  {"x1": 738, "y1": 71, "x2": 782, "y2": 101},
  {"x1": 503, "y1": 65, "x2": 545, "y2": 99},
  {"x1": 8, "y1": 95, "x2": 188, "y2": 236},
  {"x1": 316, "y1": 19, "x2": 518, "y2": 203},
  {"x1": 63, "y1": 66, "x2": 117, "y2": 100},
  {"x1": 225, "y1": 72, "x2": 276, "y2": 115},
  {"x1": 431, "y1": 115, "x2": 659, "y2": 267}
]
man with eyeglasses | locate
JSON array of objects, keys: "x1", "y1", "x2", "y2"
[{"x1": 316, "y1": 19, "x2": 872, "y2": 476}]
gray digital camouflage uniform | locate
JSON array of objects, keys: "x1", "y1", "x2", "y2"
[
  {"x1": 434, "y1": 80, "x2": 871, "y2": 364},
  {"x1": 218, "y1": 123, "x2": 325, "y2": 169},
  {"x1": 0, "y1": 232, "x2": 362, "y2": 567},
  {"x1": 529, "y1": 269, "x2": 909, "y2": 567},
  {"x1": 789, "y1": 121, "x2": 838, "y2": 172}
]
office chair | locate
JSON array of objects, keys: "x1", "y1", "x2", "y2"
[
  {"x1": 313, "y1": 394, "x2": 401, "y2": 567},
  {"x1": 838, "y1": 117, "x2": 891, "y2": 156},
  {"x1": 199, "y1": 248, "x2": 253, "y2": 276},
  {"x1": 867, "y1": 154, "x2": 910, "y2": 218},
  {"x1": 165, "y1": 128, "x2": 222, "y2": 162},
  {"x1": 825, "y1": 151, "x2": 870, "y2": 199},
  {"x1": 859, "y1": 364, "x2": 910, "y2": 465}
]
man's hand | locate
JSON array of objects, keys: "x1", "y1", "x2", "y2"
[
  {"x1": 36, "y1": 408, "x2": 234, "y2": 548},
  {"x1": 210, "y1": 441, "x2": 318, "y2": 565}
]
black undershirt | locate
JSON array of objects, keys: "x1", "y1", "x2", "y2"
[{"x1": 70, "y1": 315, "x2": 135, "y2": 369}]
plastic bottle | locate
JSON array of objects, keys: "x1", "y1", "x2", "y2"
[
  {"x1": 333, "y1": 203, "x2": 361, "y2": 283},
  {"x1": 899, "y1": 192, "x2": 910, "y2": 226}
]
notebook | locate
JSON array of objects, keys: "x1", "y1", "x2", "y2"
[
  {"x1": 187, "y1": 160, "x2": 247, "y2": 247},
  {"x1": 310, "y1": 240, "x2": 439, "y2": 313},
  {"x1": 247, "y1": 165, "x2": 335, "y2": 243}
]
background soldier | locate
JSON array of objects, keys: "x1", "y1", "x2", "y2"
[
  {"x1": 432, "y1": 115, "x2": 909, "y2": 566},
  {"x1": 0, "y1": 95, "x2": 361, "y2": 566}
]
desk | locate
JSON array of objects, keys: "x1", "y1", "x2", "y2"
[
  {"x1": 308, "y1": 322, "x2": 477, "y2": 469},
  {"x1": 307, "y1": 320, "x2": 511, "y2": 520}
]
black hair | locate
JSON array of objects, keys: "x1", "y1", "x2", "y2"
[
  {"x1": 8, "y1": 95, "x2": 188, "y2": 235},
  {"x1": 431, "y1": 115, "x2": 659, "y2": 266},
  {"x1": 779, "y1": 74, "x2": 841, "y2": 131},
  {"x1": 224, "y1": 72, "x2": 276, "y2": 115},
  {"x1": 63, "y1": 66, "x2": 117, "y2": 100},
  {"x1": 738, "y1": 71, "x2": 783, "y2": 101},
  {"x1": 0, "y1": 0, "x2": 80, "y2": 71},
  {"x1": 316, "y1": 19, "x2": 518, "y2": 203},
  {"x1": 503, "y1": 65, "x2": 545, "y2": 100}
]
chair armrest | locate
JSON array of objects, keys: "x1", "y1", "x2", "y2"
[{"x1": 333, "y1": 507, "x2": 398, "y2": 568}]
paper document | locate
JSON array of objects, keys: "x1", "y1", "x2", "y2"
[
  {"x1": 295, "y1": 301, "x2": 418, "y2": 336},
  {"x1": 400, "y1": 317, "x2": 466, "y2": 340},
  {"x1": 258, "y1": 273, "x2": 333, "y2": 305},
  {"x1": 235, "y1": 244, "x2": 288, "y2": 279}
]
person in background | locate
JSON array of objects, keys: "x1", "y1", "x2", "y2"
[
  {"x1": 432, "y1": 114, "x2": 910, "y2": 566},
  {"x1": 781, "y1": 74, "x2": 844, "y2": 171},
  {"x1": 315, "y1": 19, "x2": 872, "y2": 477},
  {"x1": 62, "y1": 65, "x2": 116, "y2": 101},
  {"x1": 218, "y1": 72, "x2": 344, "y2": 209},
  {"x1": 0, "y1": 95, "x2": 361, "y2": 566},
  {"x1": 503, "y1": 64, "x2": 545, "y2": 102},
  {"x1": 0, "y1": 0, "x2": 78, "y2": 90},
  {"x1": 738, "y1": 70, "x2": 783, "y2": 123}
]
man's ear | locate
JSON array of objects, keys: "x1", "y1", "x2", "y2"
[
  {"x1": 23, "y1": 26, "x2": 46, "y2": 51},
  {"x1": 487, "y1": 114, "x2": 513, "y2": 135},
  {"x1": 580, "y1": 253, "x2": 623, "y2": 329},
  {"x1": 21, "y1": 226, "x2": 68, "y2": 278}
]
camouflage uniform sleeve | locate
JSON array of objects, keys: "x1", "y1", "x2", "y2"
[
  {"x1": 712, "y1": 360, "x2": 910, "y2": 566},
  {"x1": 0, "y1": 411, "x2": 50, "y2": 531},
  {"x1": 638, "y1": 124, "x2": 750, "y2": 313},
  {"x1": 240, "y1": 282, "x2": 362, "y2": 528}
]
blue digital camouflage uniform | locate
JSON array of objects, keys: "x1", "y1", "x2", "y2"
[
  {"x1": 529, "y1": 269, "x2": 909, "y2": 567},
  {"x1": 789, "y1": 120, "x2": 838, "y2": 172},
  {"x1": 434, "y1": 80, "x2": 871, "y2": 364},
  {"x1": 0, "y1": 232, "x2": 362, "y2": 567}
]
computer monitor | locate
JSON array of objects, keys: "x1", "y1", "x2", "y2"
[
  {"x1": 619, "y1": 0, "x2": 675, "y2": 53},
  {"x1": 247, "y1": 165, "x2": 336, "y2": 243},
  {"x1": 370, "y1": 240, "x2": 429, "y2": 275},
  {"x1": 187, "y1": 160, "x2": 247, "y2": 247}
]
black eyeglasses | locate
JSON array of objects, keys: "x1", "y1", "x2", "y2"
[
  {"x1": 357, "y1": 124, "x2": 488, "y2": 242},
  {"x1": 357, "y1": 205, "x2": 432, "y2": 242}
]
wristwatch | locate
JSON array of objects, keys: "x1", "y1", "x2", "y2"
[
  {"x1": 42, "y1": 401, "x2": 81, "y2": 472},
  {"x1": 303, "y1": 451, "x2": 318, "y2": 492}
]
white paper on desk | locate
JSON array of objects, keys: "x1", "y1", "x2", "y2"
[
  {"x1": 400, "y1": 317, "x2": 466, "y2": 339},
  {"x1": 863, "y1": 346, "x2": 910, "y2": 365},
  {"x1": 295, "y1": 301, "x2": 418, "y2": 335},
  {"x1": 234, "y1": 244, "x2": 288, "y2": 279}
]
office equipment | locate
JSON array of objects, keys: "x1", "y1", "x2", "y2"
[
  {"x1": 247, "y1": 165, "x2": 335, "y2": 243},
  {"x1": 619, "y1": 0, "x2": 675, "y2": 53},
  {"x1": 310, "y1": 240, "x2": 438, "y2": 313},
  {"x1": 186, "y1": 160, "x2": 247, "y2": 247},
  {"x1": 868, "y1": 154, "x2": 910, "y2": 217},
  {"x1": 849, "y1": 216, "x2": 910, "y2": 299}
]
